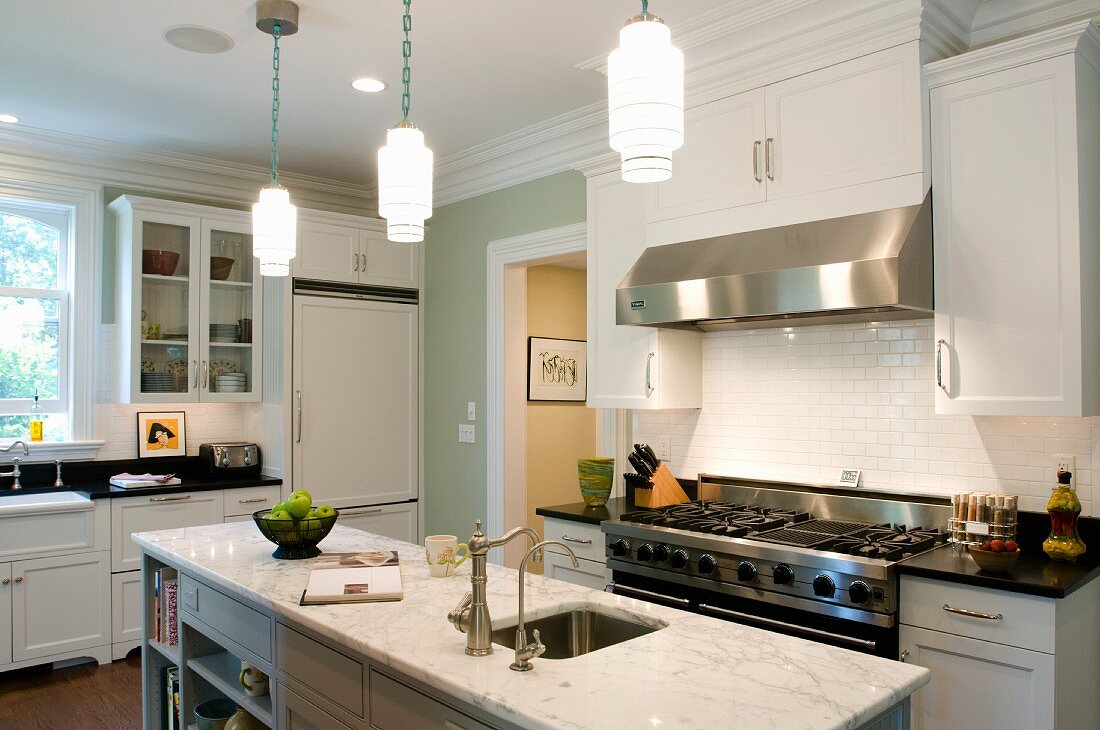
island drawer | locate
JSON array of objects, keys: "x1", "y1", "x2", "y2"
[
  {"x1": 900, "y1": 575, "x2": 1054, "y2": 653},
  {"x1": 180, "y1": 574, "x2": 272, "y2": 661},
  {"x1": 223, "y1": 486, "x2": 282, "y2": 518},
  {"x1": 369, "y1": 669, "x2": 493, "y2": 730},
  {"x1": 542, "y1": 518, "x2": 606, "y2": 563},
  {"x1": 277, "y1": 622, "x2": 365, "y2": 718}
]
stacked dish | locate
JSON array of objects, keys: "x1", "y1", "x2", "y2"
[
  {"x1": 141, "y1": 372, "x2": 178, "y2": 393},
  {"x1": 214, "y1": 372, "x2": 248, "y2": 393},
  {"x1": 210, "y1": 323, "x2": 239, "y2": 343}
]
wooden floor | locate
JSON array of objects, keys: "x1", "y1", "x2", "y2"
[{"x1": 0, "y1": 654, "x2": 143, "y2": 729}]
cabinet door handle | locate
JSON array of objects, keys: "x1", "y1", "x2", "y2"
[
  {"x1": 1, "y1": 578, "x2": 9, "y2": 585},
  {"x1": 943, "y1": 603, "x2": 1002, "y2": 620},
  {"x1": 150, "y1": 495, "x2": 191, "y2": 503},
  {"x1": 295, "y1": 389, "x2": 303, "y2": 443},
  {"x1": 936, "y1": 339, "x2": 948, "y2": 393},
  {"x1": 238, "y1": 497, "x2": 268, "y2": 504},
  {"x1": 765, "y1": 138, "x2": 775, "y2": 181},
  {"x1": 192, "y1": 359, "x2": 199, "y2": 388},
  {"x1": 561, "y1": 535, "x2": 593, "y2": 545},
  {"x1": 341, "y1": 507, "x2": 383, "y2": 516},
  {"x1": 900, "y1": 649, "x2": 910, "y2": 662},
  {"x1": 753, "y1": 140, "x2": 762, "y2": 183},
  {"x1": 353, "y1": 252, "x2": 360, "y2": 272},
  {"x1": 13, "y1": 576, "x2": 23, "y2": 584},
  {"x1": 645, "y1": 352, "x2": 655, "y2": 397},
  {"x1": 202, "y1": 360, "x2": 209, "y2": 390}
]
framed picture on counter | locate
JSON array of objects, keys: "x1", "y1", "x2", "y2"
[
  {"x1": 137, "y1": 411, "x2": 187, "y2": 458},
  {"x1": 528, "y1": 337, "x2": 587, "y2": 402}
]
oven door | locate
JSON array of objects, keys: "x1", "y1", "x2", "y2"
[{"x1": 608, "y1": 571, "x2": 898, "y2": 659}]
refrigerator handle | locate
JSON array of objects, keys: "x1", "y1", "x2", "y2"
[{"x1": 296, "y1": 389, "x2": 303, "y2": 443}]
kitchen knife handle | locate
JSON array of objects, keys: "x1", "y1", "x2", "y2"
[
  {"x1": 645, "y1": 352, "x2": 655, "y2": 397},
  {"x1": 295, "y1": 389, "x2": 303, "y2": 443},
  {"x1": 753, "y1": 140, "x2": 762, "y2": 183},
  {"x1": 765, "y1": 138, "x2": 775, "y2": 181},
  {"x1": 936, "y1": 339, "x2": 948, "y2": 393}
]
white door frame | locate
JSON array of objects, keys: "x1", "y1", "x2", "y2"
[{"x1": 486, "y1": 222, "x2": 612, "y2": 563}]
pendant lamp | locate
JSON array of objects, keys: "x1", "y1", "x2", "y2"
[
  {"x1": 607, "y1": 0, "x2": 684, "y2": 183},
  {"x1": 253, "y1": 0, "x2": 299, "y2": 277},
  {"x1": 378, "y1": 0, "x2": 433, "y2": 243}
]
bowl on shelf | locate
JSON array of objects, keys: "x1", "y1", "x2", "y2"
[
  {"x1": 142, "y1": 249, "x2": 180, "y2": 276},
  {"x1": 968, "y1": 545, "x2": 1020, "y2": 573},
  {"x1": 210, "y1": 256, "x2": 235, "y2": 281},
  {"x1": 194, "y1": 697, "x2": 237, "y2": 730},
  {"x1": 253, "y1": 509, "x2": 339, "y2": 559}
]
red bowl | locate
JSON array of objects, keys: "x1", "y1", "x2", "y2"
[{"x1": 142, "y1": 249, "x2": 180, "y2": 276}]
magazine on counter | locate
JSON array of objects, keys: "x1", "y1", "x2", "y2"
[{"x1": 300, "y1": 551, "x2": 403, "y2": 605}]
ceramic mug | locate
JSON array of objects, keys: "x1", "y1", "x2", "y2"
[
  {"x1": 238, "y1": 660, "x2": 269, "y2": 697},
  {"x1": 425, "y1": 535, "x2": 470, "y2": 577}
]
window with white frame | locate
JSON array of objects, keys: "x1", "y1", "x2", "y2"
[{"x1": 0, "y1": 197, "x2": 72, "y2": 441}]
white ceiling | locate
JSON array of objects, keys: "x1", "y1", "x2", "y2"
[{"x1": 1, "y1": 1, "x2": 727, "y2": 187}]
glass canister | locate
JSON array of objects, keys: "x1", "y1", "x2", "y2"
[{"x1": 1042, "y1": 470, "x2": 1086, "y2": 562}]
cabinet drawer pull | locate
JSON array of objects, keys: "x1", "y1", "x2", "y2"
[
  {"x1": 753, "y1": 140, "x2": 762, "y2": 183},
  {"x1": 238, "y1": 497, "x2": 268, "y2": 504},
  {"x1": 341, "y1": 507, "x2": 383, "y2": 516},
  {"x1": 150, "y1": 495, "x2": 192, "y2": 503},
  {"x1": 561, "y1": 535, "x2": 593, "y2": 545},
  {"x1": 765, "y1": 137, "x2": 775, "y2": 181},
  {"x1": 942, "y1": 603, "x2": 1002, "y2": 621},
  {"x1": 645, "y1": 352, "x2": 655, "y2": 397},
  {"x1": 1, "y1": 578, "x2": 9, "y2": 585}
]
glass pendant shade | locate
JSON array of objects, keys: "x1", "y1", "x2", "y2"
[
  {"x1": 378, "y1": 123, "x2": 433, "y2": 243},
  {"x1": 607, "y1": 15, "x2": 684, "y2": 183},
  {"x1": 252, "y1": 184, "x2": 297, "y2": 276}
]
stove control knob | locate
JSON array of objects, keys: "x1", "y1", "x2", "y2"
[
  {"x1": 848, "y1": 581, "x2": 872, "y2": 605},
  {"x1": 772, "y1": 564, "x2": 795, "y2": 585},
  {"x1": 610, "y1": 539, "x2": 630, "y2": 558},
  {"x1": 653, "y1": 544, "x2": 670, "y2": 562},
  {"x1": 670, "y1": 550, "x2": 689, "y2": 569},
  {"x1": 812, "y1": 574, "x2": 836, "y2": 598},
  {"x1": 736, "y1": 561, "x2": 757, "y2": 582},
  {"x1": 636, "y1": 544, "x2": 654, "y2": 562},
  {"x1": 698, "y1": 554, "x2": 717, "y2": 575}
]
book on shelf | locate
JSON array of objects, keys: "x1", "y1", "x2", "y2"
[
  {"x1": 154, "y1": 567, "x2": 179, "y2": 645},
  {"x1": 165, "y1": 666, "x2": 180, "y2": 730},
  {"x1": 300, "y1": 550, "x2": 404, "y2": 605}
]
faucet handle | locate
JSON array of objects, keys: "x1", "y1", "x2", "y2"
[
  {"x1": 10, "y1": 456, "x2": 20, "y2": 465},
  {"x1": 448, "y1": 592, "x2": 473, "y2": 633},
  {"x1": 530, "y1": 629, "x2": 545, "y2": 659}
]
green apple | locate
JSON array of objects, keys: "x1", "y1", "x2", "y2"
[
  {"x1": 290, "y1": 489, "x2": 313, "y2": 505},
  {"x1": 304, "y1": 509, "x2": 318, "y2": 520},
  {"x1": 315, "y1": 504, "x2": 335, "y2": 519},
  {"x1": 266, "y1": 507, "x2": 294, "y2": 532},
  {"x1": 285, "y1": 492, "x2": 312, "y2": 519}
]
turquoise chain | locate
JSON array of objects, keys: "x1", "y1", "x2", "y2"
[
  {"x1": 269, "y1": 23, "x2": 282, "y2": 184},
  {"x1": 401, "y1": 0, "x2": 412, "y2": 120}
]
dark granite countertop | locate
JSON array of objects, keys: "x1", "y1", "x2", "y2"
[
  {"x1": 536, "y1": 497, "x2": 632, "y2": 525},
  {"x1": 898, "y1": 544, "x2": 1100, "y2": 599},
  {"x1": 1, "y1": 476, "x2": 282, "y2": 500}
]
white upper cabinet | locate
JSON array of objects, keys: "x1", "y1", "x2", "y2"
[
  {"x1": 647, "y1": 42, "x2": 926, "y2": 234},
  {"x1": 927, "y1": 23, "x2": 1100, "y2": 416},
  {"x1": 588, "y1": 171, "x2": 701, "y2": 410},
  {"x1": 295, "y1": 214, "x2": 419, "y2": 290}
]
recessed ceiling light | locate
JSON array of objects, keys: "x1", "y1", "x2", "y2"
[
  {"x1": 351, "y1": 77, "x2": 387, "y2": 93},
  {"x1": 0, "y1": 114, "x2": 18, "y2": 124},
  {"x1": 164, "y1": 25, "x2": 234, "y2": 54}
]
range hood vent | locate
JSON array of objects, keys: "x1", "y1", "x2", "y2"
[{"x1": 616, "y1": 197, "x2": 933, "y2": 331}]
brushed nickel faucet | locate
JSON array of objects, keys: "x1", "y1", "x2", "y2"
[
  {"x1": 0, "y1": 441, "x2": 29, "y2": 490},
  {"x1": 510, "y1": 540, "x2": 579, "y2": 672},
  {"x1": 448, "y1": 520, "x2": 540, "y2": 656}
]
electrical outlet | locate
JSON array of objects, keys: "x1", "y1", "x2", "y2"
[
  {"x1": 458, "y1": 424, "x2": 476, "y2": 444},
  {"x1": 657, "y1": 436, "x2": 672, "y2": 462},
  {"x1": 467, "y1": 402, "x2": 477, "y2": 421},
  {"x1": 1053, "y1": 454, "x2": 1076, "y2": 486}
]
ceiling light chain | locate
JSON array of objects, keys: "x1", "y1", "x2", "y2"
[
  {"x1": 401, "y1": 0, "x2": 412, "y2": 121},
  {"x1": 269, "y1": 22, "x2": 282, "y2": 184}
]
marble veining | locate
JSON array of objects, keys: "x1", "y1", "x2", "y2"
[{"x1": 134, "y1": 523, "x2": 929, "y2": 730}]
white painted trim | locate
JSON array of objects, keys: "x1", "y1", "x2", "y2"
[
  {"x1": 485, "y1": 223, "x2": 587, "y2": 564},
  {"x1": 970, "y1": 0, "x2": 1100, "y2": 47},
  {"x1": 7, "y1": 441, "x2": 107, "y2": 464}
]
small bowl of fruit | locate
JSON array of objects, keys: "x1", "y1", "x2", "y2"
[
  {"x1": 253, "y1": 489, "x2": 338, "y2": 560},
  {"x1": 968, "y1": 539, "x2": 1020, "y2": 573}
]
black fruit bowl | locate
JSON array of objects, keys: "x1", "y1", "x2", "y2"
[{"x1": 253, "y1": 509, "x2": 339, "y2": 559}]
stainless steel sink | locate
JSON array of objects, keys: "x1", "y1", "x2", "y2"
[{"x1": 492, "y1": 609, "x2": 662, "y2": 659}]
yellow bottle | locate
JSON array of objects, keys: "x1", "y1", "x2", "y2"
[{"x1": 29, "y1": 390, "x2": 43, "y2": 442}]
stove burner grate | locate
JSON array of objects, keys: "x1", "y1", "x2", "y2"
[{"x1": 748, "y1": 527, "x2": 838, "y2": 549}]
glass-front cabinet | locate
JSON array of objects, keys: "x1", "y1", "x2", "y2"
[{"x1": 110, "y1": 196, "x2": 263, "y2": 403}]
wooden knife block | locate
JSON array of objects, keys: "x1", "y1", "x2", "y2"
[{"x1": 633, "y1": 464, "x2": 690, "y2": 508}]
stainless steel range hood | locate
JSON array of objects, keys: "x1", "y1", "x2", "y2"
[{"x1": 616, "y1": 197, "x2": 932, "y2": 331}]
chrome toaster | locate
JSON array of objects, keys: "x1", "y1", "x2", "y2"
[{"x1": 199, "y1": 442, "x2": 262, "y2": 477}]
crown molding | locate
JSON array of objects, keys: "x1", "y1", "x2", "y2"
[{"x1": 970, "y1": 0, "x2": 1100, "y2": 47}]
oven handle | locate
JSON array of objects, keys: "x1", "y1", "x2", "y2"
[
  {"x1": 698, "y1": 603, "x2": 878, "y2": 652},
  {"x1": 606, "y1": 581, "x2": 691, "y2": 608}
]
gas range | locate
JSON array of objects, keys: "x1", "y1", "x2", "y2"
[{"x1": 602, "y1": 475, "x2": 952, "y2": 657}]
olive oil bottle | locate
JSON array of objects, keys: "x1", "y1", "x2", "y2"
[
  {"x1": 1043, "y1": 470, "x2": 1086, "y2": 562},
  {"x1": 29, "y1": 389, "x2": 43, "y2": 442}
]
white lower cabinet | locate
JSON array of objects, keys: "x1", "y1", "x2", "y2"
[
  {"x1": 337, "y1": 503, "x2": 418, "y2": 544},
  {"x1": 543, "y1": 554, "x2": 610, "y2": 590},
  {"x1": 112, "y1": 570, "x2": 144, "y2": 657},
  {"x1": 0, "y1": 563, "x2": 11, "y2": 665},
  {"x1": 900, "y1": 574, "x2": 1100, "y2": 730},
  {"x1": 112, "y1": 491, "x2": 225, "y2": 573},
  {"x1": 542, "y1": 518, "x2": 611, "y2": 589}
]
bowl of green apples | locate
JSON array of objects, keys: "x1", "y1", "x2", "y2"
[{"x1": 253, "y1": 490, "x2": 338, "y2": 559}]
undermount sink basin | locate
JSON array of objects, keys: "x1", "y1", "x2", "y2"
[
  {"x1": 0, "y1": 490, "x2": 92, "y2": 516},
  {"x1": 492, "y1": 609, "x2": 663, "y2": 659}
]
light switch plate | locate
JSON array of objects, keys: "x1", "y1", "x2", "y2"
[
  {"x1": 467, "y1": 402, "x2": 476, "y2": 421},
  {"x1": 458, "y1": 424, "x2": 476, "y2": 444}
]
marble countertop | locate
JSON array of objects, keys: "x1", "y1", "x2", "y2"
[{"x1": 134, "y1": 523, "x2": 929, "y2": 730}]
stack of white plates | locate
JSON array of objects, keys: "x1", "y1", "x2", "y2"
[
  {"x1": 214, "y1": 373, "x2": 248, "y2": 393},
  {"x1": 210, "y1": 323, "x2": 239, "y2": 343},
  {"x1": 141, "y1": 373, "x2": 179, "y2": 393}
]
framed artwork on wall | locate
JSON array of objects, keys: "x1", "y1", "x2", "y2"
[
  {"x1": 528, "y1": 337, "x2": 587, "y2": 402},
  {"x1": 137, "y1": 411, "x2": 187, "y2": 458}
]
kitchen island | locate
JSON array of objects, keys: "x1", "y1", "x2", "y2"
[{"x1": 135, "y1": 522, "x2": 928, "y2": 730}]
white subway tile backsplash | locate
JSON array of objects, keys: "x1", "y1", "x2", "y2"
[
  {"x1": 635, "y1": 319, "x2": 1100, "y2": 516},
  {"x1": 95, "y1": 403, "x2": 245, "y2": 461}
]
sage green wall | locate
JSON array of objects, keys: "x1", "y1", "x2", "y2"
[{"x1": 423, "y1": 171, "x2": 587, "y2": 538}]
